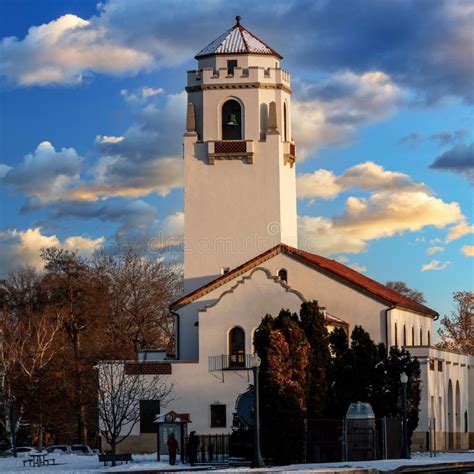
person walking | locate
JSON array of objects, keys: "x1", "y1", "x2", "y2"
[
  {"x1": 167, "y1": 433, "x2": 179, "y2": 466},
  {"x1": 187, "y1": 431, "x2": 199, "y2": 466}
]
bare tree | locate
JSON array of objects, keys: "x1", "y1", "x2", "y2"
[
  {"x1": 96, "y1": 362, "x2": 174, "y2": 466},
  {"x1": 438, "y1": 291, "x2": 474, "y2": 355},
  {"x1": 94, "y1": 247, "x2": 181, "y2": 353},
  {"x1": 386, "y1": 281, "x2": 426, "y2": 304}
]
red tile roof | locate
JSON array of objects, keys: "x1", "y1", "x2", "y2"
[{"x1": 171, "y1": 244, "x2": 438, "y2": 317}]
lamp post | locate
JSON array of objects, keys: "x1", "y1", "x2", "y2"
[
  {"x1": 249, "y1": 354, "x2": 264, "y2": 468},
  {"x1": 400, "y1": 372, "x2": 410, "y2": 459}
]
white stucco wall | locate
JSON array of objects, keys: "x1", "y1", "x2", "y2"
[
  {"x1": 128, "y1": 267, "x2": 304, "y2": 436},
  {"x1": 408, "y1": 346, "x2": 472, "y2": 448}
]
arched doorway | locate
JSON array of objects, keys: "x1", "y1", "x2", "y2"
[
  {"x1": 455, "y1": 381, "x2": 461, "y2": 448},
  {"x1": 222, "y1": 99, "x2": 243, "y2": 140},
  {"x1": 447, "y1": 379, "x2": 454, "y2": 449},
  {"x1": 229, "y1": 327, "x2": 245, "y2": 368}
]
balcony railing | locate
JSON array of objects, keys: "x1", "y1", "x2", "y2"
[
  {"x1": 209, "y1": 354, "x2": 254, "y2": 372},
  {"x1": 208, "y1": 140, "x2": 254, "y2": 165}
]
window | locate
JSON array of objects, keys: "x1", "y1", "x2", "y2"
[
  {"x1": 420, "y1": 328, "x2": 423, "y2": 346},
  {"x1": 222, "y1": 99, "x2": 242, "y2": 140},
  {"x1": 412, "y1": 326, "x2": 415, "y2": 346},
  {"x1": 428, "y1": 331, "x2": 431, "y2": 346},
  {"x1": 222, "y1": 267, "x2": 230, "y2": 275},
  {"x1": 394, "y1": 322, "x2": 398, "y2": 347},
  {"x1": 278, "y1": 269, "x2": 288, "y2": 283},
  {"x1": 283, "y1": 102, "x2": 288, "y2": 141},
  {"x1": 229, "y1": 327, "x2": 245, "y2": 368},
  {"x1": 210, "y1": 404, "x2": 227, "y2": 428},
  {"x1": 140, "y1": 400, "x2": 160, "y2": 433},
  {"x1": 429, "y1": 360, "x2": 435, "y2": 371},
  {"x1": 438, "y1": 360, "x2": 443, "y2": 372},
  {"x1": 403, "y1": 325, "x2": 407, "y2": 346},
  {"x1": 227, "y1": 60, "x2": 237, "y2": 75}
]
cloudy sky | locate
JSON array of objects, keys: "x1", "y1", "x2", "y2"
[{"x1": 0, "y1": 0, "x2": 473, "y2": 317}]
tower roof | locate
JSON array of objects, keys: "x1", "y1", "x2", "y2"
[{"x1": 195, "y1": 16, "x2": 282, "y2": 60}]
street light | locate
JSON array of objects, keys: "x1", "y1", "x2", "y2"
[
  {"x1": 248, "y1": 354, "x2": 264, "y2": 468},
  {"x1": 400, "y1": 372, "x2": 410, "y2": 459}
]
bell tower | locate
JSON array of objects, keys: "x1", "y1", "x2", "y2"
[{"x1": 183, "y1": 16, "x2": 298, "y2": 292}]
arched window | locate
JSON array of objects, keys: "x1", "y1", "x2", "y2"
[
  {"x1": 283, "y1": 102, "x2": 288, "y2": 142},
  {"x1": 229, "y1": 327, "x2": 245, "y2": 368},
  {"x1": 394, "y1": 322, "x2": 398, "y2": 347},
  {"x1": 412, "y1": 326, "x2": 415, "y2": 346},
  {"x1": 403, "y1": 325, "x2": 407, "y2": 346},
  {"x1": 278, "y1": 269, "x2": 288, "y2": 283},
  {"x1": 222, "y1": 99, "x2": 242, "y2": 140},
  {"x1": 420, "y1": 328, "x2": 423, "y2": 346}
]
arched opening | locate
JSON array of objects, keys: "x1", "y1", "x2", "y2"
[
  {"x1": 278, "y1": 268, "x2": 288, "y2": 283},
  {"x1": 428, "y1": 331, "x2": 431, "y2": 346},
  {"x1": 412, "y1": 326, "x2": 415, "y2": 346},
  {"x1": 394, "y1": 322, "x2": 398, "y2": 347},
  {"x1": 420, "y1": 328, "x2": 423, "y2": 346},
  {"x1": 455, "y1": 381, "x2": 461, "y2": 445},
  {"x1": 228, "y1": 327, "x2": 245, "y2": 368},
  {"x1": 403, "y1": 324, "x2": 407, "y2": 346},
  {"x1": 283, "y1": 102, "x2": 288, "y2": 141},
  {"x1": 448, "y1": 379, "x2": 454, "y2": 449},
  {"x1": 222, "y1": 99, "x2": 242, "y2": 140}
]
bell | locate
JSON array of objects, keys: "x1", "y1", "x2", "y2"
[{"x1": 227, "y1": 113, "x2": 238, "y2": 126}]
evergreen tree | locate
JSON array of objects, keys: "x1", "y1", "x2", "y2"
[
  {"x1": 254, "y1": 309, "x2": 309, "y2": 465},
  {"x1": 299, "y1": 301, "x2": 330, "y2": 418},
  {"x1": 327, "y1": 327, "x2": 353, "y2": 417}
]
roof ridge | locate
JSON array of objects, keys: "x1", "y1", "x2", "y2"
[{"x1": 171, "y1": 243, "x2": 438, "y2": 317}]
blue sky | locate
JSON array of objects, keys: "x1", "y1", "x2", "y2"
[{"x1": 0, "y1": 0, "x2": 473, "y2": 319}]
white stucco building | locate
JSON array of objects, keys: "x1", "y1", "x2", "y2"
[{"x1": 107, "y1": 17, "x2": 473, "y2": 454}]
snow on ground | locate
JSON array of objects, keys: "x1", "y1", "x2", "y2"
[{"x1": 0, "y1": 451, "x2": 473, "y2": 473}]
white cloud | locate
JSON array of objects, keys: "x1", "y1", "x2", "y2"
[
  {"x1": 427, "y1": 246, "x2": 444, "y2": 255},
  {"x1": 297, "y1": 169, "x2": 342, "y2": 200},
  {"x1": 298, "y1": 216, "x2": 367, "y2": 256},
  {"x1": 1, "y1": 141, "x2": 82, "y2": 203},
  {"x1": 0, "y1": 14, "x2": 152, "y2": 85},
  {"x1": 297, "y1": 161, "x2": 427, "y2": 200},
  {"x1": 461, "y1": 245, "x2": 474, "y2": 257},
  {"x1": 446, "y1": 220, "x2": 474, "y2": 242},
  {"x1": 1, "y1": 91, "x2": 185, "y2": 205},
  {"x1": 293, "y1": 72, "x2": 403, "y2": 159},
  {"x1": 0, "y1": 227, "x2": 104, "y2": 273},
  {"x1": 298, "y1": 187, "x2": 463, "y2": 256},
  {"x1": 333, "y1": 191, "x2": 462, "y2": 240},
  {"x1": 421, "y1": 259, "x2": 450, "y2": 272}
]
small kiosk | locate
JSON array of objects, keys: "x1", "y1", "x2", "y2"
[{"x1": 154, "y1": 411, "x2": 191, "y2": 461}]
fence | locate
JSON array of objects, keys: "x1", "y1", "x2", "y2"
[
  {"x1": 305, "y1": 418, "x2": 402, "y2": 463},
  {"x1": 182, "y1": 433, "x2": 229, "y2": 464}
]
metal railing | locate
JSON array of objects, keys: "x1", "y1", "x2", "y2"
[{"x1": 209, "y1": 354, "x2": 254, "y2": 372}]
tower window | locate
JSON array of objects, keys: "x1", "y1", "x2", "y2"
[
  {"x1": 227, "y1": 60, "x2": 237, "y2": 75},
  {"x1": 222, "y1": 99, "x2": 242, "y2": 140},
  {"x1": 229, "y1": 327, "x2": 245, "y2": 368},
  {"x1": 283, "y1": 102, "x2": 288, "y2": 142},
  {"x1": 278, "y1": 269, "x2": 288, "y2": 283}
]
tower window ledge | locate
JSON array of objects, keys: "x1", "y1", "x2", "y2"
[
  {"x1": 208, "y1": 140, "x2": 254, "y2": 165},
  {"x1": 283, "y1": 141, "x2": 297, "y2": 167}
]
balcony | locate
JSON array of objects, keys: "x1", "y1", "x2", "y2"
[
  {"x1": 283, "y1": 141, "x2": 296, "y2": 167},
  {"x1": 209, "y1": 353, "x2": 254, "y2": 372},
  {"x1": 208, "y1": 140, "x2": 254, "y2": 165}
]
